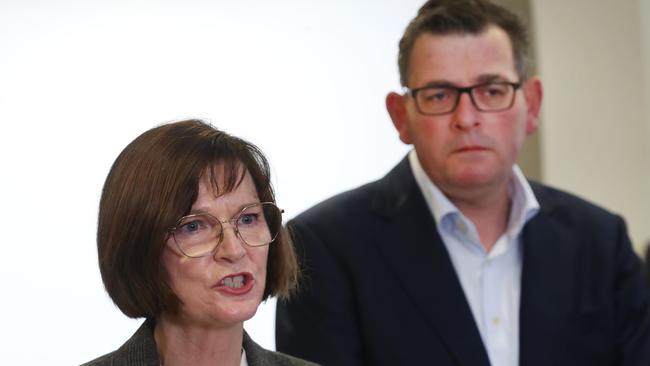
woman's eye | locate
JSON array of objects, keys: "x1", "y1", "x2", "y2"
[
  {"x1": 182, "y1": 221, "x2": 199, "y2": 231},
  {"x1": 180, "y1": 218, "x2": 208, "y2": 233},
  {"x1": 238, "y1": 213, "x2": 258, "y2": 225}
]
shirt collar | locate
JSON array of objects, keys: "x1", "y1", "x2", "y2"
[
  {"x1": 408, "y1": 149, "x2": 539, "y2": 237},
  {"x1": 240, "y1": 348, "x2": 248, "y2": 366}
]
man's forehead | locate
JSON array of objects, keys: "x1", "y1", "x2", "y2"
[{"x1": 408, "y1": 26, "x2": 518, "y2": 86}]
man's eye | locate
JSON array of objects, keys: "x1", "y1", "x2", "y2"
[
  {"x1": 479, "y1": 84, "x2": 508, "y2": 97},
  {"x1": 423, "y1": 89, "x2": 452, "y2": 102}
]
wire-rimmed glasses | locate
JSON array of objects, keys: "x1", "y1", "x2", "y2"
[
  {"x1": 168, "y1": 202, "x2": 283, "y2": 258},
  {"x1": 405, "y1": 81, "x2": 521, "y2": 116}
]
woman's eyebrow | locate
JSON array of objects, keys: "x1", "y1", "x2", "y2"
[{"x1": 186, "y1": 201, "x2": 262, "y2": 217}]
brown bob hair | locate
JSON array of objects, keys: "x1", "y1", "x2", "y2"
[
  {"x1": 97, "y1": 119, "x2": 298, "y2": 318},
  {"x1": 398, "y1": 0, "x2": 530, "y2": 87}
]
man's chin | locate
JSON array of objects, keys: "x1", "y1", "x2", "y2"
[{"x1": 447, "y1": 170, "x2": 508, "y2": 193}]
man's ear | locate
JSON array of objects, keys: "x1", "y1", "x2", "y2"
[
  {"x1": 386, "y1": 92, "x2": 412, "y2": 144},
  {"x1": 523, "y1": 77, "x2": 543, "y2": 135}
]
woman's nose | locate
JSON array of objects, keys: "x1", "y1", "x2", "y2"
[{"x1": 213, "y1": 222, "x2": 246, "y2": 262}]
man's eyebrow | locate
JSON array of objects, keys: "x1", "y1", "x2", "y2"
[
  {"x1": 475, "y1": 74, "x2": 507, "y2": 83},
  {"x1": 417, "y1": 75, "x2": 509, "y2": 89},
  {"x1": 419, "y1": 80, "x2": 456, "y2": 88}
]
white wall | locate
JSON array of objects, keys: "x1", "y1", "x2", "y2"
[
  {"x1": 531, "y1": 0, "x2": 650, "y2": 254},
  {"x1": 0, "y1": 1, "x2": 420, "y2": 364}
]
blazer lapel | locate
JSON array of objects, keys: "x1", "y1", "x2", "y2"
[
  {"x1": 519, "y1": 189, "x2": 577, "y2": 366},
  {"x1": 371, "y1": 158, "x2": 491, "y2": 366}
]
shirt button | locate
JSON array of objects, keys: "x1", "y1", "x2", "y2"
[
  {"x1": 492, "y1": 317, "x2": 500, "y2": 326},
  {"x1": 457, "y1": 220, "x2": 467, "y2": 234}
]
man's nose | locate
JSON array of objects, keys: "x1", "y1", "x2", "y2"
[{"x1": 451, "y1": 92, "x2": 480, "y2": 130}]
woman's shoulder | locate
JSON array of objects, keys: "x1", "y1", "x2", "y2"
[
  {"x1": 80, "y1": 320, "x2": 159, "y2": 366},
  {"x1": 83, "y1": 324, "x2": 319, "y2": 366},
  {"x1": 243, "y1": 331, "x2": 320, "y2": 366},
  {"x1": 255, "y1": 350, "x2": 320, "y2": 366},
  {"x1": 80, "y1": 350, "x2": 119, "y2": 366}
]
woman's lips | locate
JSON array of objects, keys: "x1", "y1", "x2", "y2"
[{"x1": 213, "y1": 272, "x2": 255, "y2": 295}]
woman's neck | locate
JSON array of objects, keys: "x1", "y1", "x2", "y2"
[{"x1": 154, "y1": 314, "x2": 244, "y2": 366}]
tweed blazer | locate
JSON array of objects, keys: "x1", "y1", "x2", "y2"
[{"x1": 82, "y1": 319, "x2": 318, "y2": 366}]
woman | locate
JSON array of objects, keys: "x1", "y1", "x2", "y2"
[{"x1": 83, "y1": 120, "x2": 317, "y2": 366}]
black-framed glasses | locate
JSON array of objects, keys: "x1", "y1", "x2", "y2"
[
  {"x1": 168, "y1": 202, "x2": 283, "y2": 258},
  {"x1": 405, "y1": 81, "x2": 521, "y2": 116}
]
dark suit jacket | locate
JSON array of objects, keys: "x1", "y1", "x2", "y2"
[
  {"x1": 82, "y1": 319, "x2": 318, "y2": 366},
  {"x1": 276, "y1": 157, "x2": 650, "y2": 366}
]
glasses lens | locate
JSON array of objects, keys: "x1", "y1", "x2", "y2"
[
  {"x1": 236, "y1": 203, "x2": 282, "y2": 247},
  {"x1": 416, "y1": 87, "x2": 458, "y2": 115},
  {"x1": 172, "y1": 214, "x2": 221, "y2": 257},
  {"x1": 471, "y1": 83, "x2": 515, "y2": 111}
]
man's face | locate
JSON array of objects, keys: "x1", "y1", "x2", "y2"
[{"x1": 390, "y1": 26, "x2": 541, "y2": 197}]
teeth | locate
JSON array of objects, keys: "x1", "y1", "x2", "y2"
[{"x1": 223, "y1": 275, "x2": 245, "y2": 288}]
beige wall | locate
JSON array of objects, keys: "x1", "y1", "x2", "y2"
[
  {"x1": 531, "y1": 0, "x2": 650, "y2": 253},
  {"x1": 494, "y1": 0, "x2": 542, "y2": 181}
]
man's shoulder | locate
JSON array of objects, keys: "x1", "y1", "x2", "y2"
[
  {"x1": 293, "y1": 157, "x2": 414, "y2": 226},
  {"x1": 529, "y1": 180, "x2": 624, "y2": 226},
  {"x1": 296, "y1": 180, "x2": 380, "y2": 221}
]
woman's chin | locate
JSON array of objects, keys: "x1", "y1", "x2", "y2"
[
  {"x1": 194, "y1": 300, "x2": 260, "y2": 328},
  {"x1": 218, "y1": 303, "x2": 259, "y2": 324}
]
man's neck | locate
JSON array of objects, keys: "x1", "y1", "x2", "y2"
[{"x1": 444, "y1": 181, "x2": 512, "y2": 252}]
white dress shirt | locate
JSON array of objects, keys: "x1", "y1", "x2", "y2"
[
  {"x1": 409, "y1": 150, "x2": 539, "y2": 366},
  {"x1": 241, "y1": 348, "x2": 249, "y2": 366}
]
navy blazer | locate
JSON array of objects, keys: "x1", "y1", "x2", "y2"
[{"x1": 276, "y1": 157, "x2": 650, "y2": 366}]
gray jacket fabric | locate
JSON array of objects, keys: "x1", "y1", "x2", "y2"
[{"x1": 82, "y1": 319, "x2": 318, "y2": 366}]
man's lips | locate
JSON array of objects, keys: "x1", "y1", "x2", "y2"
[
  {"x1": 213, "y1": 272, "x2": 255, "y2": 295},
  {"x1": 454, "y1": 145, "x2": 489, "y2": 153}
]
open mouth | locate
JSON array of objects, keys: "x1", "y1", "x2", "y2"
[
  {"x1": 215, "y1": 272, "x2": 254, "y2": 294},
  {"x1": 221, "y1": 274, "x2": 247, "y2": 289}
]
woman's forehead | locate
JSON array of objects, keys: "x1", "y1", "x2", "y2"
[{"x1": 192, "y1": 169, "x2": 259, "y2": 214}]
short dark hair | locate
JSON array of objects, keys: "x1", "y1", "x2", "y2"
[
  {"x1": 398, "y1": 0, "x2": 529, "y2": 86},
  {"x1": 97, "y1": 119, "x2": 298, "y2": 318}
]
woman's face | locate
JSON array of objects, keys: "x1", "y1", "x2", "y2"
[{"x1": 161, "y1": 169, "x2": 269, "y2": 329}]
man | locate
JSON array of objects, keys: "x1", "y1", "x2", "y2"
[{"x1": 276, "y1": 0, "x2": 650, "y2": 365}]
